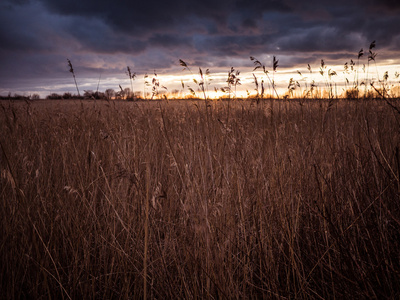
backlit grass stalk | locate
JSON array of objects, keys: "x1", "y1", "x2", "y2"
[
  {"x1": 96, "y1": 71, "x2": 102, "y2": 95},
  {"x1": 356, "y1": 48, "x2": 364, "y2": 98},
  {"x1": 67, "y1": 59, "x2": 80, "y2": 97},
  {"x1": 365, "y1": 41, "x2": 376, "y2": 98},
  {"x1": 179, "y1": 59, "x2": 210, "y2": 100},
  {"x1": 225, "y1": 67, "x2": 241, "y2": 99},
  {"x1": 250, "y1": 56, "x2": 279, "y2": 99},
  {"x1": 150, "y1": 71, "x2": 167, "y2": 100},
  {"x1": 126, "y1": 66, "x2": 136, "y2": 99},
  {"x1": 272, "y1": 56, "x2": 278, "y2": 97},
  {"x1": 144, "y1": 73, "x2": 150, "y2": 99}
]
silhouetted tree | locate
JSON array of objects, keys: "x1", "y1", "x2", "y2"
[{"x1": 105, "y1": 89, "x2": 115, "y2": 100}]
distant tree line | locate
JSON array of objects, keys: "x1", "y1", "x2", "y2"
[
  {"x1": 0, "y1": 93, "x2": 40, "y2": 100},
  {"x1": 0, "y1": 88, "x2": 146, "y2": 101}
]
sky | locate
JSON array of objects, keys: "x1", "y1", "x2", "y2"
[{"x1": 1, "y1": 0, "x2": 400, "y2": 98}]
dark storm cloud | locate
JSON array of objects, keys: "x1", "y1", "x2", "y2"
[
  {"x1": 38, "y1": 0, "x2": 227, "y2": 34},
  {"x1": 0, "y1": 0, "x2": 400, "y2": 95},
  {"x1": 363, "y1": 0, "x2": 400, "y2": 12},
  {"x1": 148, "y1": 34, "x2": 193, "y2": 49},
  {"x1": 2, "y1": 0, "x2": 400, "y2": 56}
]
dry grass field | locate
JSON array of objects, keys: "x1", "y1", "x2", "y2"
[{"x1": 1, "y1": 98, "x2": 400, "y2": 299}]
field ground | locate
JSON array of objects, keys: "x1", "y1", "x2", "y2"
[{"x1": 1, "y1": 98, "x2": 400, "y2": 299}]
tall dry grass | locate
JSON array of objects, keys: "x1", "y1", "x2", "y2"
[{"x1": 1, "y1": 98, "x2": 400, "y2": 299}]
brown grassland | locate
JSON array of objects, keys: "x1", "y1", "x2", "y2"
[{"x1": 1, "y1": 98, "x2": 400, "y2": 299}]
